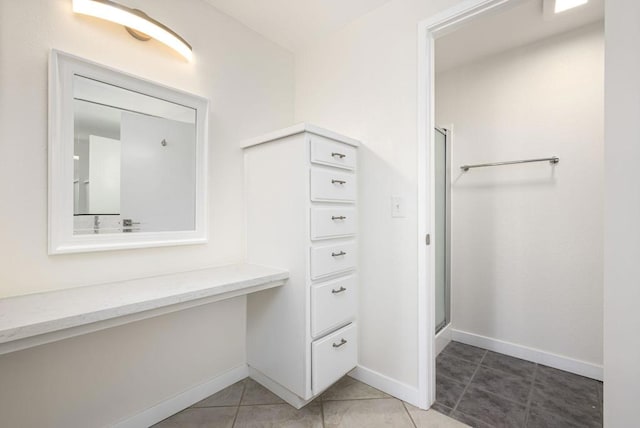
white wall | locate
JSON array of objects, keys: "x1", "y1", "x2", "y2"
[
  {"x1": 0, "y1": 300, "x2": 245, "y2": 427},
  {"x1": 604, "y1": 0, "x2": 640, "y2": 425},
  {"x1": 0, "y1": 0, "x2": 293, "y2": 426},
  {"x1": 436, "y1": 24, "x2": 604, "y2": 367},
  {"x1": 295, "y1": 0, "x2": 470, "y2": 389}
]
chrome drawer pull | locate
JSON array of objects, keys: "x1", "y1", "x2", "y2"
[
  {"x1": 331, "y1": 216, "x2": 346, "y2": 220},
  {"x1": 331, "y1": 152, "x2": 346, "y2": 159},
  {"x1": 332, "y1": 286, "x2": 347, "y2": 294},
  {"x1": 333, "y1": 338, "x2": 347, "y2": 348},
  {"x1": 331, "y1": 251, "x2": 346, "y2": 257},
  {"x1": 331, "y1": 179, "x2": 346, "y2": 185}
]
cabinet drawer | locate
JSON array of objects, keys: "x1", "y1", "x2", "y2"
[
  {"x1": 310, "y1": 135, "x2": 357, "y2": 170},
  {"x1": 311, "y1": 207, "x2": 356, "y2": 240},
  {"x1": 310, "y1": 168, "x2": 356, "y2": 203},
  {"x1": 312, "y1": 276, "x2": 357, "y2": 338},
  {"x1": 312, "y1": 323, "x2": 357, "y2": 393},
  {"x1": 310, "y1": 242, "x2": 356, "y2": 279}
]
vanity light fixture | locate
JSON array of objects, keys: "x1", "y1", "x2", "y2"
[
  {"x1": 72, "y1": 0, "x2": 193, "y2": 61},
  {"x1": 554, "y1": 0, "x2": 589, "y2": 13}
]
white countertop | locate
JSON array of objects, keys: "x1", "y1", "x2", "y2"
[
  {"x1": 0, "y1": 263, "x2": 288, "y2": 354},
  {"x1": 240, "y1": 122, "x2": 361, "y2": 149}
]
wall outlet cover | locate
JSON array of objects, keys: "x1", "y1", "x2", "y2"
[{"x1": 391, "y1": 195, "x2": 405, "y2": 218}]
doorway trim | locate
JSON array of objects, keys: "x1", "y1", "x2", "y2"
[{"x1": 416, "y1": 0, "x2": 522, "y2": 409}]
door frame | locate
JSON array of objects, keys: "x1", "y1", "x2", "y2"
[{"x1": 416, "y1": 0, "x2": 523, "y2": 409}]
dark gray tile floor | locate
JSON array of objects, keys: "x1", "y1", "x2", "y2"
[{"x1": 436, "y1": 341, "x2": 603, "y2": 428}]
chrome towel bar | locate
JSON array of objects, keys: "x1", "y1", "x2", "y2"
[{"x1": 461, "y1": 156, "x2": 559, "y2": 172}]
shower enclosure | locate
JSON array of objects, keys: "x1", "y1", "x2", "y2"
[{"x1": 435, "y1": 127, "x2": 450, "y2": 333}]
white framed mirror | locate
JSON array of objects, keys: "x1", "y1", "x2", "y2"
[{"x1": 49, "y1": 50, "x2": 208, "y2": 254}]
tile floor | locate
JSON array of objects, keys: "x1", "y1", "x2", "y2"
[
  {"x1": 152, "y1": 341, "x2": 603, "y2": 427},
  {"x1": 435, "y1": 341, "x2": 603, "y2": 428},
  {"x1": 153, "y1": 375, "x2": 468, "y2": 427}
]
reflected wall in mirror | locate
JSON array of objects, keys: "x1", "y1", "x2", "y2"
[
  {"x1": 72, "y1": 76, "x2": 197, "y2": 234},
  {"x1": 50, "y1": 51, "x2": 208, "y2": 254}
]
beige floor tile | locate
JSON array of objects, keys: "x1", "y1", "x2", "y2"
[
  {"x1": 241, "y1": 378, "x2": 285, "y2": 405},
  {"x1": 323, "y1": 398, "x2": 414, "y2": 428},
  {"x1": 234, "y1": 403, "x2": 323, "y2": 428},
  {"x1": 152, "y1": 407, "x2": 237, "y2": 428},
  {"x1": 321, "y1": 376, "x2": 389, "y2": 401},
  {"x1": 192, "y1": 380, "x2": 245, "y2": 408},
  {"x1": 404, "y1": 403, "x2": 470, "y2": 428}
]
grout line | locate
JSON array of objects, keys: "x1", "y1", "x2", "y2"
[
  {"x1": 437, "y1": 372, "x2": 469, "y2": 387},
  {"x1": 321, "y1": 396, "x2": 391, "y2": 402},
  {"x1": 401, "y1": 401, "x2": 418, "y2": 428},
  {"x1": 595, "y1": 380, "x2": 603, "y2": 423},
  {"x1": 522, "y1": 363, "x2": 538, "y2": 428},
  {"x1": 465, "y1": 384, "x2": 533, "y2": 408},
  {"x1": 453, "y1": 410, "x2": 494, "y2": 428},
  {"x1": 192, "y1": 404, "x2": 239, "y2": 409},
  {"x1": 320, "y1": 398, "x2": 326, "y2": 428},
  {"x1": 238, "y1": 402, "x2": 291, "y2": 407},
  {"x1": 231, "y1": 380, "x2": 247, "y2": 427},
  {"x1": 478, "y1": 362, "x2": 537, "y2": 380},
  {"x1": 451, "y1": 350, "x2": 487, "y2": 413},
  {"x1": 441, "y1": 350, "x2": 486, "y2": 367}
]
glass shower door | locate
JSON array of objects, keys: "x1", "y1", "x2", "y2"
[{"x1": 435, "y1": 128, "x2": 450, "y2": 333}]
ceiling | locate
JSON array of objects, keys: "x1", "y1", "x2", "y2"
[
  {"x1": 204, "y1": 0, "x2": 391, "y2": 53},
  {"x1": 435, "y1": 0, "x2": 604, "y2": 73}
]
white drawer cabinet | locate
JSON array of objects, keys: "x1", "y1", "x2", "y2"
[
  {"x1": 311, "y1": 275, "x2": 357, "y2": 337},
  {"x1": 310, "y1": 206, "x2": 356, "y2": 240},
  {"x1": 310, "y1": 134, "x2": 357, "y2": 170},
  {"x1": 243, "y1": 123, "x2": 359, "y2": 409},
  {"x1": 310, "y1": 242, "x2": 357, "y2": 279},
  {"x1": 312, "y1": 322, "x2": 358, "y2": 393},
  {"x1": 310, "y1": 168, "x2": 357, "y2": 203}
]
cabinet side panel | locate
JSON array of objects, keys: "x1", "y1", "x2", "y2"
[{"x1": 245, "y1": 134, "x2": 309, "y2": 398}]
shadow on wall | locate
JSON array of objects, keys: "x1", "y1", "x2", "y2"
[{"x1": 356, "y1": 142, "x2": 420, "y2": 385}]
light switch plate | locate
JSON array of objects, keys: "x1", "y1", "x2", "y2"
[{"x1": 391, "y1": 195, "x2": 405, "y2": 218}]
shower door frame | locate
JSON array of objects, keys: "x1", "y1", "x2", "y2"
[
  {"x1": 415, "y1": 0, "x2": 522, "y2": 410},
  {"x1": 434, "y1": 126, "x2": 451, "y2": 334}
]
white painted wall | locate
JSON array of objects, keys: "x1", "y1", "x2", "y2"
[
  {"x1": 436, "y1": 24, "x2": 604, "y2": 367},
  {"x1": 0, "y1": 0, "x2": 293, "y2": 426},
  {"x1": 295, "y1": 0, "x2": 470, "y2": 389},
  {"x1": 604, "y1": 0, "x2": 640, "y2": 425},
  {"x1": 0, "y1": 300, "x2": 245, "y2": 428}
]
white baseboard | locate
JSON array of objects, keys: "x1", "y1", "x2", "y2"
[
  {"x1": 248, "y1": 366, "x2": 312, "y2": 410},
  {"x1": 114, "y1": 365, "x2": 249, "y2": 428},
  {"x1": 348, "y1": 365, "x2": 421, "y2": 407},
  {"x1": 451, "y1": 329, "x2": 603, "y2": 381},
  {"x1": 435, "y1": 323, "x2": 452, "y2": 356}
]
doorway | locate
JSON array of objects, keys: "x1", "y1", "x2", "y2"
[{"x1": 417, "y1": 0, "x2": 605, "y2": 424}]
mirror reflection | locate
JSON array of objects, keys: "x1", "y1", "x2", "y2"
[{"x1": 72, "y1": 75, "x2": 197, "y2": 235}]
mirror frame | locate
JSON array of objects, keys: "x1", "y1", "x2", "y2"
[{"x1": 49, "y1": 50, "x2": 209, "y2": 254}]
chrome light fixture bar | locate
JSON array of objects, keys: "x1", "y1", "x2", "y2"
[{"x1": 72, "y1": 0, "x2": 193, "y2": 61}]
